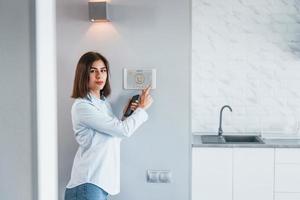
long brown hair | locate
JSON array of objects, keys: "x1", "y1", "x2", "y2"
[{"x1": 71, "y1": 52, "x2": 111, "y2": 98}]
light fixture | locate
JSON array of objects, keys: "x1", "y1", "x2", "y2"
[{"x1": 88, "y1": 1, "x2": 110, "y2": 22}]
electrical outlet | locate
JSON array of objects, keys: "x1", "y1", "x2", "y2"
[{"x1": 146, "y1": 170, "x2": 171, "y2": 183}]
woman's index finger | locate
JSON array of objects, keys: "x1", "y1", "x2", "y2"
[{"x1": 145, "y1": 84, "x2": 151, "y2": 94}]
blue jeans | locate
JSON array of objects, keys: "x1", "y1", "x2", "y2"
[{"x1": 65, "y1": 183, "x2": 108, "y2": 200}]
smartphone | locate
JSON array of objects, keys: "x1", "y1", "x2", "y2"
[{"x1": 123, "y1": 94, "x2": 140, "y2": 117}]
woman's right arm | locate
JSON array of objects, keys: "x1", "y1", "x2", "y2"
[{"x1": 72, "y1": 102, "x2": 148, "y2": 138}]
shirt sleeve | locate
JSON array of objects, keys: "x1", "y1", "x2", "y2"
[{"x1": 72, "y1": 101, "x2": 148, "y2": 138}]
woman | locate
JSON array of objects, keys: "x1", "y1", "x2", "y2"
[{"x1": 65, "y1": 52, "x2": 153, "y2": 200}]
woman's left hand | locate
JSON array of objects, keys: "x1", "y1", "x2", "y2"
[
  {"x1": 129, "y1": 100, "x2": 139, "y2": 111},
  {"x1": 123, "y1": 99, "x2": 139, "y2": 115}
]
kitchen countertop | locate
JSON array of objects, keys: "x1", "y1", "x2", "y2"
[{"x1": 193, "y1": 134, "x2": 300, "y2": 148}]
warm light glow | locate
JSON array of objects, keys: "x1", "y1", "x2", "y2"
[
  {"x1": 90, "y1": 19, "x2": 110, "y2": 22},
  {"x1": 88, "y1": 0, "x2": 111, "y2": 3},
  {"x1": 88, "y1": 0, "x2": 107, "y2": 2},
  {"x1": 83, "y1": 22, "x2": 120, "y2": 43}
]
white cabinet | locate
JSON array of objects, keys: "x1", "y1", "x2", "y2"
[
  {"x1": 274, "y1": 148, "x2": 300, "y2": 199},
  {"x1": 275, "y1": 193, "x2": 300, "y2": 200},
  {"x1": 192, "y1": 148, "x2": 274, "y2": 200},
  {"x1": 275, "y1": 148, "x2": 300, "y2": 163},
  {"x1": 233, "y1": 148, "x2": 274, "y2": 200},
  {"x1": 275, "y1": 165, "x2": 300, "y2": 192},
  {"x1": 192, "y1": 148, "x2": 232, "y2": 200}
]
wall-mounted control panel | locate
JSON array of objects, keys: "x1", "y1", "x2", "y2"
[
  {"x1": 146, "y1": 170, "x2": 171, "y2": 183},
  {"x1": 123, "y1": 68, "x2": 156, "y2": 89}
]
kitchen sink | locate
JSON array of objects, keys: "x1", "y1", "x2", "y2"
[
  {"x1": 223, "y1": 135, "x2": 264, "y2": 144},
  {"x1": 201, "y1": 135, "x2": 225, "y2": 144},
  {"x1": 201, "y1": 135, "x2": 264, "y2": 144}
]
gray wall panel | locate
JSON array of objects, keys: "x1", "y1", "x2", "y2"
[
  {"x1": 0, "y1": 0, "x2": 35, "y2": 199},
  {"x1": 57, "y1": 0, "x2": 190, "y2": 199}
]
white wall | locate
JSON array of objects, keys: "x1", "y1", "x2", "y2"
[
  {"x1": 192, "y1": 0, "x2": 300, "y2": 137},
  {"x1": 57, "y1": 0, "x2": 191, "y2": 200}
]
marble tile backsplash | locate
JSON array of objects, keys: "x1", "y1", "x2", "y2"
[{"x1": 192, "y1": 0, "x2": 300, "y2": 137}]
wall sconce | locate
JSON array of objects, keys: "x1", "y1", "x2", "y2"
[{"x1": 88, "y1": 1, "x2": 110, "y2": 22}]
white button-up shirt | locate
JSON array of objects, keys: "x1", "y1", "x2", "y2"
[{"x1": 66, "y1": 94, "x2": 148, "y2": 195}]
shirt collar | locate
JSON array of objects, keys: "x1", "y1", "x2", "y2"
[{"x1": 87, "y1": 92, "x2": 105, "y2": 104}]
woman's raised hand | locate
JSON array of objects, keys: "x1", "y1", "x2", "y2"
[{"x1": 138, "y1": 85, "x2": 153, "y2": 110}]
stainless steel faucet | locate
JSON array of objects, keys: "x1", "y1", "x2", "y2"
[{"x1": 218, "y1": 105, "x2": 233, "y2": 136}]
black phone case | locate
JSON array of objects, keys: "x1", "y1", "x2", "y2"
[{"x1": 124, "y1": 95, "x2": 140, "y2": 117}]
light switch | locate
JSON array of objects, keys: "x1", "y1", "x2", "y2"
[{"x1": 123, "y1": 68, "x2": 156, "y2": 89}]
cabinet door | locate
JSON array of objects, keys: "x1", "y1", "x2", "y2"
[
  {"x1": 275, "y1": 193, "x2": 300, "y2": 200},
  {"x1": 275, "y1": 148, "x2": 300, "y2": 193},
  {"x1": 275, "y1": 164, "x2": 300, "y2": 192},
  {"x1": 233, "y1": 148, "x2": 274, "y2": 200},
  {"x1": 275, "y1": 148, "x2": 300, "y2": 164},
  {"x1": 192, "y1": 148, "x2": 232, "y2": 200}
]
